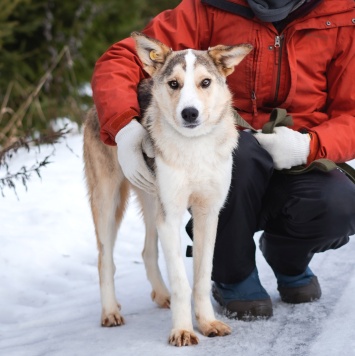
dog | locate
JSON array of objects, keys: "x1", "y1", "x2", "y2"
[{"x1": 83, "y1": 32, "x2": 252, "y2": 346}]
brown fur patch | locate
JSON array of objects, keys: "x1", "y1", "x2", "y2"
[{"x1": 83, "y1": 107, "x2": 129, "y2": 284}]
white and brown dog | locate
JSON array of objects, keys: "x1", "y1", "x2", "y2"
[{"x1": 83, "y1": 32, "x2": 252, "y2": 346}]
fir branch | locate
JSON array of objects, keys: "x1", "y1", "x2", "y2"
[
  {"x1": 1, "y1": 46, "x2": 71, "y2": 146},
  {"x1": 0, "y1": 155, "x2": 51, "y2": 193},
  {"x1": 0, "y1": 125, "x2": 70, "y2": 196}
]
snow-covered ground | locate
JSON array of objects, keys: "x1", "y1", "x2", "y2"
[{"x1": 1, "y1": 133, "x2": 355, "y2": 356}]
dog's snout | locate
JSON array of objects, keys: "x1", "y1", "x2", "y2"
[{"x1": 181, "y1": 107, "x2": 199, "y2": 123}]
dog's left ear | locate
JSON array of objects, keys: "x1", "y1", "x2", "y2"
[
  {"x1": 208, "y1": 44, "x2": 253, "y2": 77},
  {"x1": 131, "y1": 32, "x2": 172, "y2": 76}
]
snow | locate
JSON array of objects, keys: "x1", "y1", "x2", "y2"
[{"x1": 1, "y1": 133, "x2": 355, "y2": 356}]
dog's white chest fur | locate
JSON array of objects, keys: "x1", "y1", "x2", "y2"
[{"x1": 154, "y1": 120, "x2": 236, "y2": 213}]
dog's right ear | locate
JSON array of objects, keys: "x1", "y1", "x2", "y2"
[
  {"x1": 131, "y1": 32, "x2": 172, "y2": 76},
  {"x1": 208, "y1": 44, "x2": 253, "y2": 77}
]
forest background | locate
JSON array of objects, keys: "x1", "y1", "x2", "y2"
[{"x1": 0, "y1": 0, "x2": 179, "y2": 193}]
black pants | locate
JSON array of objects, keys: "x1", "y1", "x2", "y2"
[{"x1": 187, "y1": 131, "x2": 355, "y2": 284}]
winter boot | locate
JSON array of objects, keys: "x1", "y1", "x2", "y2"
[
  {"x1": 212, "y1": 267, "x2": 273, "y2": 320},
  {"x1": 275, "y1": 266, "x2": 322, "y2": 304}
]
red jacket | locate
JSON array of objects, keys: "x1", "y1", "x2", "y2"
[{"x1": 92, "y1": 0, "x2": 355, "y2": 163}]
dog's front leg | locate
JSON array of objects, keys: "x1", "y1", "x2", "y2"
[
  {"x1": 157, "y1": 210, "x2": 199, "y2": 346},
  {"x1": 192, "y1": 208, "x2": 231, "y2": 337}
]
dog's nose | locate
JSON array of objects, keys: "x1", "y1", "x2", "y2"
[{"x1": 181, "y1": 107, "x2": 199, "y2": 123}]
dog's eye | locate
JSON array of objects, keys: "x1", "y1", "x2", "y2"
[
  {"x1": 168, "y1": 80, "x2": 179, "y2": 90},
  {"x1": 201, "y1": 78, "x2": 211, "y2": 88}
]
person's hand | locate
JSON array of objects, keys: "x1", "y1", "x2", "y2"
[
  {"x1": 254, "y1": 126, "x2": 310, "y2": 170},
  {"x1": 115, "y1": 119, "x2": 155, "y2": 194}
]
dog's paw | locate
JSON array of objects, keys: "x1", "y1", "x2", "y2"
[
  {"x1": 168, "y1": 329, "x2": 199, "y2": 347},
  {"x1": 101, "y1": 306, "x2": 125, "y2": 327},
  {"x1": 198, "y1": 319, "x2": 231, "y2": 337},
  {"x1": 151, "y1": 290, "x2": 170, "y2": 308}
]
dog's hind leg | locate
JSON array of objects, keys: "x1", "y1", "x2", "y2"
[
  {"x1": 92, "y1": 176, "x2": 130, "y2": 327},
  {"x1": 83, "y1": 109, "x2": 130, "y2": 327},
  {"x1": 135, "y1": 189, "x2": 170, "y2": 308},
  {"x1": 191, "y1": 207, "x2": 231, "y2": 337}
]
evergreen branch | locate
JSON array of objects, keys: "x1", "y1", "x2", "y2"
[
  {"x1": 0, "y1": 155, "x2": 51, "y2": 197},
  {"x1": 0, "y1": 125, "x2": 70, "y2": 197},
  {"x1": 0, "y1": 81, "x2": 14, "y2": 125},
  {"x1": 0, "y1": 125, "x2": 70, "y2": 166},
  {"x1": 1, "y1": 46, "x2": 71, "y2": 146}
]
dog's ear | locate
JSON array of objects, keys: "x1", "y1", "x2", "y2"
[
  {"x1": 208, "y1": 44, "x2": 253, "y2": 77},
  {"x1": 131, "y1": 32, "x2": 172, "y2": 76}
]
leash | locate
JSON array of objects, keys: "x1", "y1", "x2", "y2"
[
  {"x1": 234, "y1": 108, "x2": 355, "y2": 183},
  {"x1": 233, "y1": 107, "x2": 292, "y2": 133}
]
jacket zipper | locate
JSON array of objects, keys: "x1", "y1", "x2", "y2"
[
  {"x1": 251, "y1": 90, "x2": 257, "y2": 117},
  {"x1": 251, "y1": 29, "x2": 260, "y2": 118},
  {"x1": 274, "y1": 34, "x2": 284, "y2": 102}
]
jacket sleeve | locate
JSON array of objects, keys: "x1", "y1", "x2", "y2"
[
  {"x1": 309, "y1": 25, "x2": 355, "y2": 163},
  {"x1": 91, "y1": 0, "x2": 211, "y2": 146}
]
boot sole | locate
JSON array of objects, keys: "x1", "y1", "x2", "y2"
[
  {"x1": 212, "y1": 284, "x2": 273, "y2": 321},
  {"x1": 278, "y1": 276, "x2": 322, "y2": 304}
]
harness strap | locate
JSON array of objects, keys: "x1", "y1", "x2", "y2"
[{"x1": 234, "y1": 108, "x2": 355, "y2": 182}]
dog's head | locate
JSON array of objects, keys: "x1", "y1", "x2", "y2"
[{"x1": 132, "y1": 32, "x2": 253, "y2": 137}]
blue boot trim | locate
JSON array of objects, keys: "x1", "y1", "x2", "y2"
[
  {"x1": 214, "y1": 267, "x2": 270, "y2": 303},
  {"x1": 275, "y1": 266, "x2": 315, "y2": 288}
]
